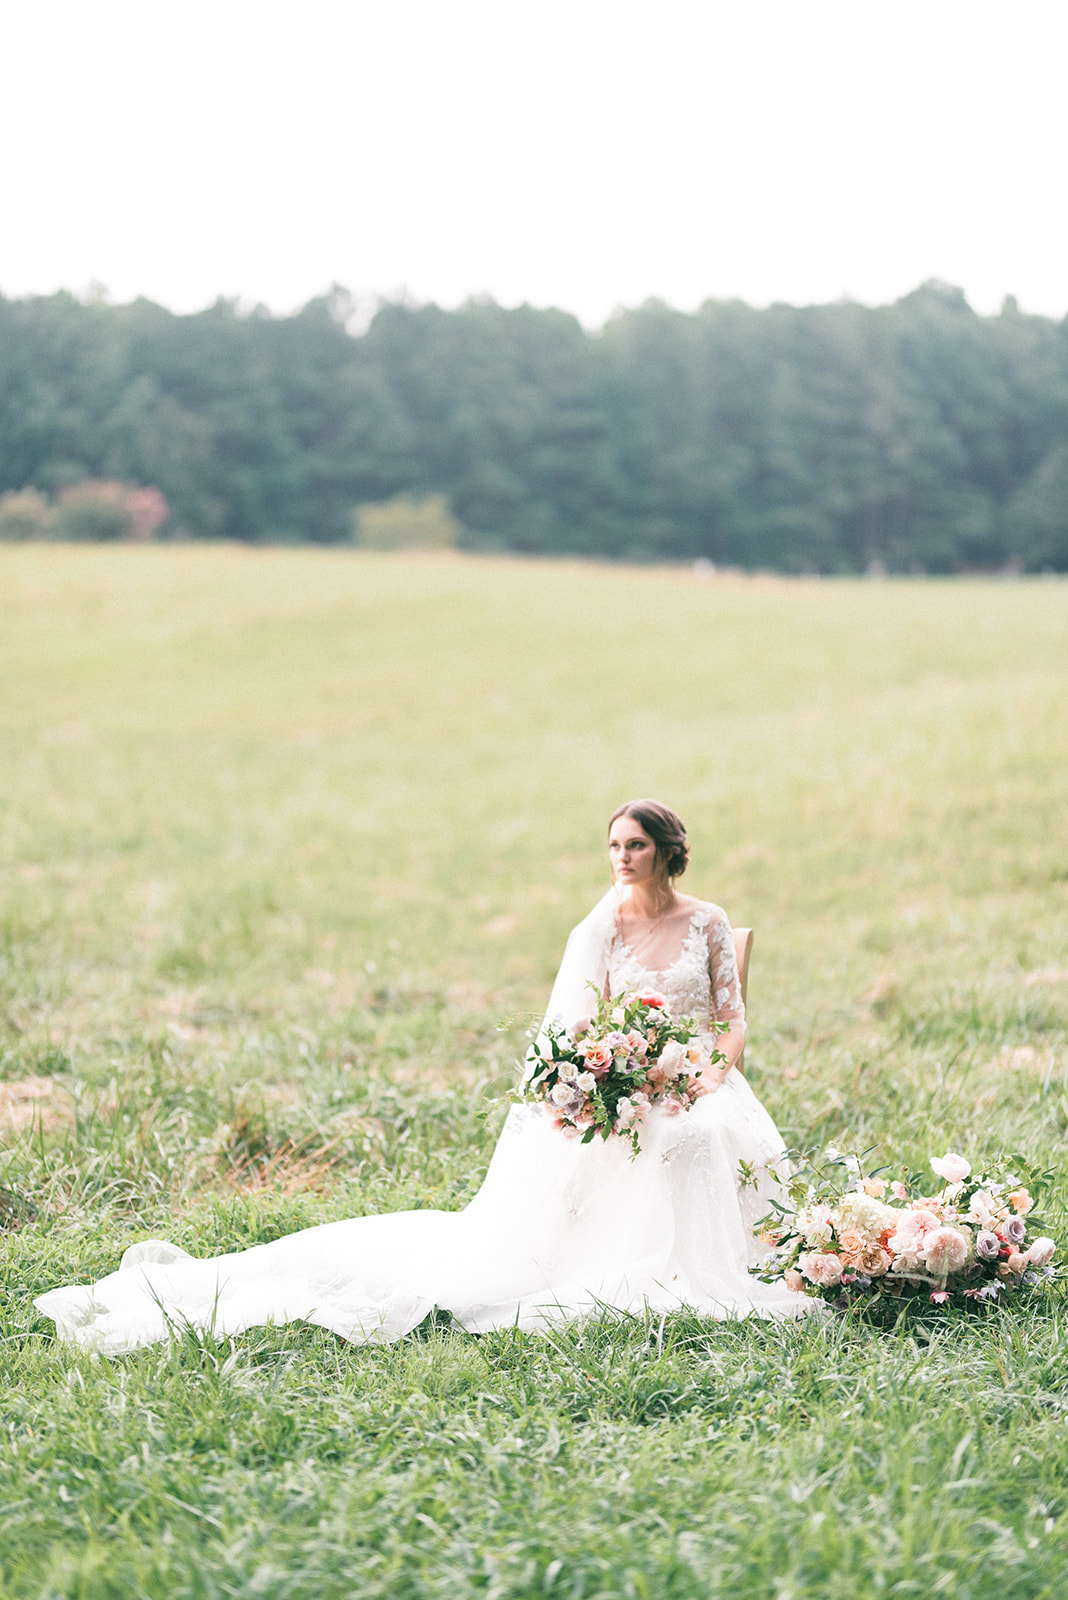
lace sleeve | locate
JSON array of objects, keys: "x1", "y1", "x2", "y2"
[{"x1": 706, "y1": 908, "x2": 747, "y2": 1033}]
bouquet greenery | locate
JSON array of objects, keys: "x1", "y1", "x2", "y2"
[{"x1": 520, "y1": 987, "x2": 726, "y2": 1156}]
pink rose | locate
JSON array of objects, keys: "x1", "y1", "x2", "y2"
[
  {"x1": 890, "y1": 1181, "x2": 909, "y2": 1201},
  {"x1": 1027, "y1": 1237, "x2": 1056, "y2": 1268},
  {"x1": 920, "y1": 1227, "x2": 970, "y2": 1276},
  {"x1": 799, "y1": 1251, "x2": 844, "y2": 1288},
  {"x1": 784, "y1": 1269, "x2": 806, "y2": 1293},
  {"x1": 930, "y1": 1152, "x2": 971, "y2": 1184},
  {"x1": 581, "y1": 1041, "x2": 613, "y2": 1072},
  {"x1": 888, "y1": 1208, "x2": 941, "y2": 1253}
]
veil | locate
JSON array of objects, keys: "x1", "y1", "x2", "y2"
[{"x1": 538, "y1": 883, "x2": 628, "y2": 1035}]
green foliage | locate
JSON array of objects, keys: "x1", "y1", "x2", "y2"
[
  {"x1": 4, "y1": 283, "x2": 1068, "y2": 567},
  {"x1": 2, "y1": 546, "x2": 1068, "y2": 1595}
]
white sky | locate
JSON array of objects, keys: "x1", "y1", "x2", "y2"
[{"x1": 2, "y1": 0, "x2": 1067, "y2": 326}]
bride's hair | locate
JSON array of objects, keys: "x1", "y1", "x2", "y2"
[{"x1": 608, "y1": 799, "x2": 689, "y2": 879}]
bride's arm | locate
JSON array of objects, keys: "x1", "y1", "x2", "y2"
[{"x1": 700, "y1": 908, "x2": 747, "y2": 1083}]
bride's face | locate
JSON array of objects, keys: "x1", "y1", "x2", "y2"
[{"x1": 608, "y1": 815, "x2": 662, "y2": 888}]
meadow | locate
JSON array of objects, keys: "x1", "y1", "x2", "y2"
[{"x1": 1, "y1": 543, "x2": 1067, "y2": 1599}]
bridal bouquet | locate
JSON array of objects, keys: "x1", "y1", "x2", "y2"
[
  {"x1": 753, "y1": 1148, "x2": 1058, "y2": 1312},
  {"x1": 520, "y1": 988, "x2": 726, "y2": 1156}
]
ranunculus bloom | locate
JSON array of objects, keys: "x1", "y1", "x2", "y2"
[
  {"x1": 921, "y1": 1227, "x2": 970, "y2": 1276},
  {"x1": 799, "y1": 1251, "x2": 844, "y2": 1287},
  {"x1": 1007, "y1": 1188, "x2": 1035, "y2": 1216},
  {"x1": 784, "y1": 1269, "x2": 806, "y2": 1293},
  {"x1": 975, "y1": 1230, "x2": 1001, "y2": 1261},
  {"x1": 1027, "y1": 1237, "x2": 1056, "y2": 1267},
  {"x1": 930, "y1": 1152, "x2": 971, "y2": 1184},
  {"x1": 637, "y1": 990, "x2": 665, "y2": 1008}
]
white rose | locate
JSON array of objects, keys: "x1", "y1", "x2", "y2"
[
  {"x1": 1027, "y1": 1237, "x2": 1056, "y2": 1268},
  {"x1": 930, "y1": 1152, "x2": 971, "y2": 1184},
  {"x1": 657, "y1": 1040, "x2": 688, "y2": 1080}
]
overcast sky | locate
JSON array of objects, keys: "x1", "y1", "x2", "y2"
[{"x1": 3, "y1": 0, "x2": 1066, "y2": 326}]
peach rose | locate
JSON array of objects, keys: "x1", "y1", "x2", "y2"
[
  {"x1": 838, "y1": 1228, "x2": 866, "y2": 1265},
  {"x1": 581, "y1": 1041, "x2": 613, "y2": 1074},
  {"x1": 784, "y1": 1269, "x2": 806, "y2": 1293},
  {"x1": 1006, "y1": 1251, "x2": 1029, "y2": 1275},
  {"x1": 1007, "y1": 1188, "x2": 1035, "y2": 1216},
  {"x1": 858, "y1": 1243, "x2": 893, "y2": 1277},
  {"x1": 863, "y1": 1178, "x2": 887, "y2": 1198}
]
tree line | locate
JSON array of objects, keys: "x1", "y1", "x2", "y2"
[{"x1": 1, "y1": 281, "x2": 1066, "y2": 571}]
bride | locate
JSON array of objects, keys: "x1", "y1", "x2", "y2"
[{"x1": 36, "y1": 800, "x2": 810, "y2": 1351}]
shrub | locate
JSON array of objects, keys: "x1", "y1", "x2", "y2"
[
  {"x1": 51, "y1": 480, "x2": 169, "y2": 542},
  {"x1": 0, "y1": 488, "x2": 51, "y2": 541},
  {"x1": 353, "y1": 493, "x2": 460, "y2": 551}
]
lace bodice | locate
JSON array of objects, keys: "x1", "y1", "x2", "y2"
[{"x1": 607, "y1": 902, "x2": 746, "y2": 1032}]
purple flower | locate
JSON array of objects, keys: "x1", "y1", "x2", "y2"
[
  {"x1": 976, "y1": 1230, "x2": 1001, "y2": 1261},
  {"x1": 1003, "y1": 1215, "x2": 1026, "y2": 1247}
]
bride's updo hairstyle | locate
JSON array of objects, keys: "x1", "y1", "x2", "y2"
[{"x1": 609, "y1": 799, "x2": 689, "y2": 880}]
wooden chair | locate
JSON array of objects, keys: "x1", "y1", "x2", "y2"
[{"x1": 732, "y1": 927, "x2": 753, "y2": 1074}]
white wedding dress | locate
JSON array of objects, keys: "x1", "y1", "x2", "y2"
[{"x1": 36, "y1": 899, "x2": 809, "y2": 1351}]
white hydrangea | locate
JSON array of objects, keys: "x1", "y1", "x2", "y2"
[{"x1": 836, "y1": 1191, "x2": 897, "y2": 1240}]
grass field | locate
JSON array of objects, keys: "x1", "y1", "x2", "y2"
[{"x1": 1, "y1": 543, "x2": 1067, "y2": 1599}]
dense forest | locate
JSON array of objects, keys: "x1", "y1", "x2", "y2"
[{"x1": 1, "y1": 282, "x2": 1067, "y2": 571}]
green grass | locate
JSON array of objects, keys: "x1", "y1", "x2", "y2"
[{"x1": 1, "y1": 543, "x2": 1068, "y2": 1598}]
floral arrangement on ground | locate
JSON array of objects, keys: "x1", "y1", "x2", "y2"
[
  {"x1": 519, "y1": 988, "x2": 725, "y2": 1155},
  {"x1": 754, "y1": 1147, "x2": 1059, "y2": 1312}
]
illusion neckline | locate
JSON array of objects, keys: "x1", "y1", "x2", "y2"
[{"x1": 613, "y1": 903, "x2": 711, "y2": 980}]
